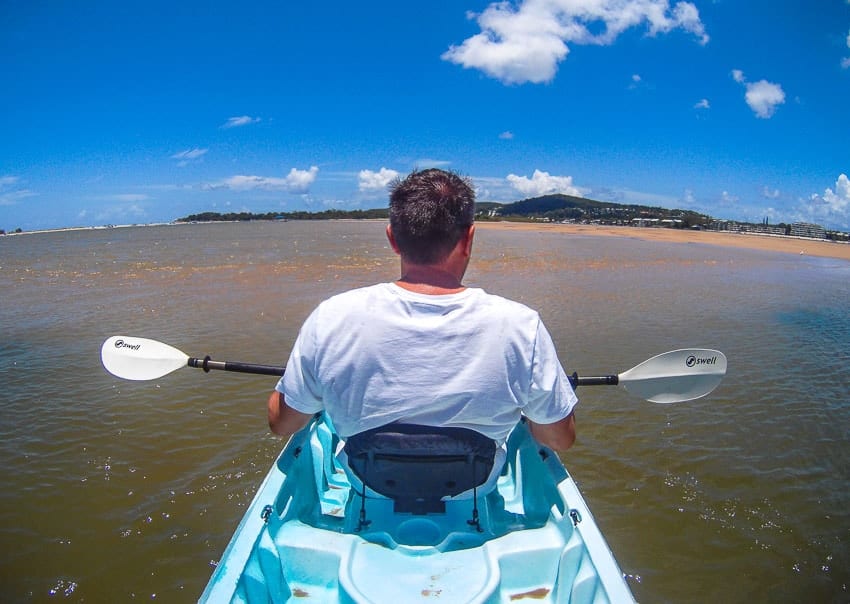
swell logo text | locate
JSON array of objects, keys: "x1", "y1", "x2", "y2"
[
  {"x1": 686, "y1": 355, "x2": 717, "y2": 367},
  {"x1": 114, "y1": 339, "x2": 141, "y2": 351}
]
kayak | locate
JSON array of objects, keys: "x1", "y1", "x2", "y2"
[
  {"x1": 199, "y1": 414, "x2": 635, "y2": 603},
  {"x1": 99, "y1": 336, "x2": 726, "y2": 603}
]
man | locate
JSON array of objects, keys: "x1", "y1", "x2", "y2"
[{"x1": 267, "y1": 168, "x2": 576, "y2": 456}]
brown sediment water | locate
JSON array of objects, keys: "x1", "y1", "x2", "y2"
[{"x1": 0, "y1": 220, "x2": 847, "y2": 602}]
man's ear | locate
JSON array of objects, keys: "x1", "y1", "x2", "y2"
[
  {"x1": 463, "y1": 225, "x2": 475, "y2": 256},
  {"x1": 386, "y1": 224, "x2": 401, "y2": 255}
]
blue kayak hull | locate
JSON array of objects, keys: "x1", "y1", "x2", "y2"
[{"x1": 200, "y1": 417, "x2": 635, "y2": 603}]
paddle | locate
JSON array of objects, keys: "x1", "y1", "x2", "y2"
[
  {"x1": 100, "y1": 336, "x2": 282, "y2": 381},
  {"x1": 101, "y1": 336, "x2": 726, "y2": 403},
  {"x1": 572, "y1": 348, "x2": 727, "y2": 403}
]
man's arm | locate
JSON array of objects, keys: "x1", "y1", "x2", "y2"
[
  {"x1": 527, "y1": 412, "x2": 576, "y2": 452},
  {"x1": 267, "y1": 390, "x2": 313, "y2": 439}
]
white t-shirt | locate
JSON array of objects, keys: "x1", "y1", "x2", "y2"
[{"x1": 278, "y1": 283, "x2": 577, "y2": 442}]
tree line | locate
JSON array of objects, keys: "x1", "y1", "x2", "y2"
[{"x1": 177, "y1": 209, "x2": 389, "y2": 222}]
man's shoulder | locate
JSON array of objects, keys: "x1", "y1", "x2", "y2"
[
  {"x1": 318, "y1": 283, "x2": 391, "y2": 309},
  {"x1": 469, "y1": 288, "x2": 539, "y2": 318}
]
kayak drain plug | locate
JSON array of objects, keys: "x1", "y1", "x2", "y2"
[
  {"x1": 261, "y1": 505, "x2": 273, "y2": 523},
  {"x1": 570, "y1": 509, "x2": 582, "y2": 526}
]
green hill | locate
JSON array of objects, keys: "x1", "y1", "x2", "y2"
[{"x1": 481, "y1": 194, "x2": 711, "y2": 228}]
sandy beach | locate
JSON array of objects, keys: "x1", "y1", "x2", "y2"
[{"x1": 476, "y1": 221, "x2": 850, "y2": 262}]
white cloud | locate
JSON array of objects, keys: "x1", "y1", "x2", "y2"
[
  {"x1": 92, "y1": 193, "x2": 150, "y2": 203},
  {"x1": 282, "y1": 166, "x2": 320, "y2": 193},
  {"x1": 171, "y1": 148, "x2": 208, "y2": 160},
  {"x1": 204, "y1": 167, "x2": 319, "y2": 194},
  {"x1": 0, "y1": 175, "x2": 35, "y2": 206},
  {"x1": 499, "y1": 130, "x2": 515, "y2": 140},
  {"x1": 442, "y1": 0, "x2": 708, "y2": 85},
  {"x1": 171, "y1": 148, "x2": 209, "y2": 166},
  {"x1": 628, "y1": 73, "x2": 644, "y2": 90},
  {"x1": 93, "y1": 204, "x2": 147, "y2": 223},
  {"x1": 358, "y1": 168, "x2": 400, "y2": 192},
  {"x1": 694, "y1": 98, "x2": 710, "y2": 109},
  {"x1": 731, "y1": 70, "x2": 785, "y2": 118},
  {"x1": 414, "y1": 158, "x2": 452, "y2": 168},
  {"x1": 0, "y1": 189, "x2": 35, "y2": 206},
  {"x1": 221, "y1": 116, "x2": 261, "y2": 129},
  {"x1": 506, "y1": 169, "x2": 580, "y2": 197},
  {"x1": 823, "y1": 174, "x2": 850, "y2": 209},
  {"x1": 804, "y1": 174, "x2": 850, "y2": 228},
  {"x1": 470, "y1": 175, "x2": 518, "y2": 201},
  {"x1": 720, "y1": 190, "x2": 739, "y2": 204},
  {"x1": 843, "y1": 28, "x2": 850, "y2": 68},
  {"x1": 217, "y1": 175, "x2": 289, "y2": 191},
  {"x1": 762, "y1": 186, "x2": 780, "y2": 199},
  {"x1": 108, "y1": 194, "x2": 150, "y2": 202},
  {"x1": 744, "y1": 80, "x2": 785, "y2": 118}
]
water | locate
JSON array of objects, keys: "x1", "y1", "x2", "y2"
[{"x1": 1, "y1": 221, "x2": 847, "y2": 602}]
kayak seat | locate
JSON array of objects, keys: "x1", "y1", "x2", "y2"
[{"x1": 343, "y1": 424, "x2": 496, "y2": 516}]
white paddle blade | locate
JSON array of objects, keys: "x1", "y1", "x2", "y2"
[
  {"x1": 618, "y1": 349, "x2": 727, "y2": 403},
  {"x1": 101, "y1": 336, "x2": 189, "y2": 381}
]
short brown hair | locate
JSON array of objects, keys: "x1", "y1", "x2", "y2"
[{"x1": 388, "y1": 169, "x2": 475, "y2": 264}]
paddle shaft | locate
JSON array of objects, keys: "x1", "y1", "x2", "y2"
[
  {"x1": 186, "y1": 356, "x2": 617, "y2": 387},
  {"x1": 188, "y1": 356, "x2": 285, "y2": 376},
  {"x1": 572, "y1": 374, "x2": 618, "y2": 387}
]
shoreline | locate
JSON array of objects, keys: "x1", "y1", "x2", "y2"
[
  {"x1": 476, "y1": 221, "x2": 850, "y2": 262},
  {"x1": 5, "y1": 219, "x2": 849, "y2": 262}
]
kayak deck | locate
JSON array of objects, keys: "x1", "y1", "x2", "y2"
[{"x1": 201, "y1": 417, "x2": 634, "y2": 603}]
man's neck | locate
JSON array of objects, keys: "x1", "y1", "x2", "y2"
[
  {"x1": 388, "y1": 224, "x2": 474, "y2": 295},
  {"x1": 395, "y1": 264, "x2": 466, "y2": 295}
]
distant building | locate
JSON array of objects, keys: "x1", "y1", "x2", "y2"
[
  {"x1": 749, "y1": 224, "x2": 786, "y2": 236},
  {"x1": 789, "y1": 222, "x2": 826, "y2": 239}
]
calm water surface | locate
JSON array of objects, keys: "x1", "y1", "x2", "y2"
[{"x1": 1, "y1": 221, "x2": 847, "y2": 602}]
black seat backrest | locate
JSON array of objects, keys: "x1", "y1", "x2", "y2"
[{"x1": 344, "y1": 424, "x2": 496, "y2": 514}]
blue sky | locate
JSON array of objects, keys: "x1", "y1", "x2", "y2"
[{"x1": 2, "y1": 0, "x2": 849, "y2": 232}]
